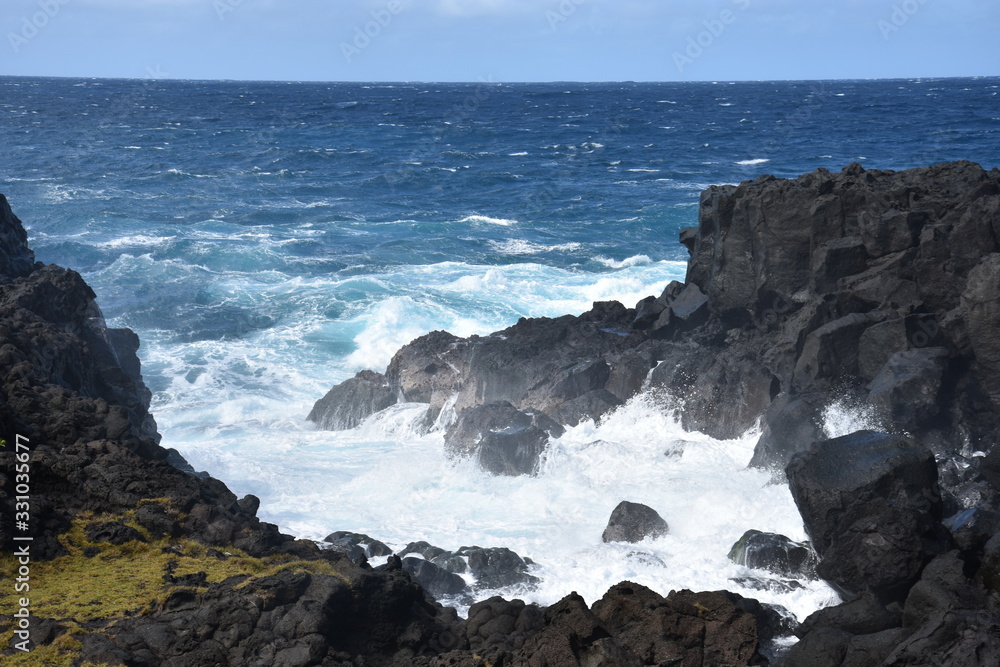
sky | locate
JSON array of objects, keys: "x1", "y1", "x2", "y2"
[{"x1": 0, "y1": 0, "x2": 997, "y2": 82}]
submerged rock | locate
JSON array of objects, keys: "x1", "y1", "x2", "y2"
[
  {"x1": 602, "y1": 501, "x2": 669, "y2": 543},
  {"x1": 445, "y1": 401, "x2": 564, "y2": 476},
  {"x1": 728, "y1": 529, "x2": 817, "y2": 579}
]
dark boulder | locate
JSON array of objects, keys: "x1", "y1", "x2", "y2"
[
  {"x1": 323, "y1": 530, "x2": 393, "y2": 561},
  {"x1": 728, "y1": 529, "x2": 817, "y2": 578},
  {"x1": 395, "y1": 542, "x2": 538, "y2": 591},
  {"x1": 783, "y1": 626, "x2": 853, "y2": 667},
  {"x1": 786, "y1": 431, "x2": 948, "y2": 599},
  {"x1": 590, "y1": 583, "x2": 769, "y2": 666},
  {"x1": 602, "y1": 501, "x2": 669, "y2": 543},
  {"x1": 306, "y1": 369, "x2": 396, "y2": 430},
  {"x1": 795, "y1": 591, "x2": 901, "y2": 638},
  {"x1": 860, "y1": 208, "x2": 926, "y2": 258},
  {"x1": 385, "y1": 329, "x2": 469, "y2": 411},
  {"x1": 667, "y1": 282, "x2": 708, "y2": 327},
  {"x1": 458, "y1": 546, "x2": 539, "y2": 590},
  {"x1": 462, "y1": 596, "x2": 545, "y2": 652},
  {"x1": 134, "y1": 502, "x2": 181, "y2": 540},
  {"x1": 513, "y1": 591, "x2": 641, "y2": 666},
  {"x1": 402, "y1": 557, "x2": 470, "y2": 597},
  {"x1": 880, "y1": 551, "x2": 1000, "y2": 666},
  {"x1": 548, "y1": 388, "x2": 622, "y2": 426},
  {"x1": 857, "y1": 316, "x2": 910, "y2": 381},
  {"x1": 812, "y1": 236, "x2": 869, "y2": 294},
  {"x1": 445, "y1": 401, "x2": 563, "y2": 476},
  {"x1": 792, "y1": 311, "x2": 889, "y2": 391},
  {"x1": 839, "y1": 628, "x2": 912, "y2": 667},
  {"x1": 631, "y1": 294, "x2": 666, "y2": 329},
  {"x1": 236, "y1": 493, "x2": 260, "y2": 517}
]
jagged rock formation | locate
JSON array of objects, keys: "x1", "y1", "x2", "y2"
[{"x1": 312, "y1": 162, "x2": 1000, "y2": 500}]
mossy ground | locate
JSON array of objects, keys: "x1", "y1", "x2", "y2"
[{"x1": 0, "y1": 501, "x2": 344, "y2": 665}]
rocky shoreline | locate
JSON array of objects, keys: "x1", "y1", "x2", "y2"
[{"x1": 3, "y1": 161, "x2": 1000, "y2": 665}]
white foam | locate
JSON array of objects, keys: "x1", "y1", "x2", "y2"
[
  {"x1": 94, "y1": 234, "x2": 175, "y2": 249},
  {"x1": 489, "y1": 239, "x2": 582, "y2": 255},
  {"x1": 596, "y1": 254, "x2": 653, "y2": 269},
  {"x1": 161, "y1": 389, "x2": 838, "y2": 622},
  {"x1": 458, "y1": 214, "x2": 518, "y2": 226},
  {"x1": 736, "y1": 158, "x2": 771, "y2": 166},
  {"x1": 821, "y1": 399, "x2": 886, "y2": 438}
]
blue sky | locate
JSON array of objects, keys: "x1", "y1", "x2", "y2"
[{"x1": 2, "y1": 0, "x2": 997, "y2": 82}]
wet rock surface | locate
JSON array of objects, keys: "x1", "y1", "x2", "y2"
[{"x1": 601, "y1": 500, "x2": 669, "y2": 543}]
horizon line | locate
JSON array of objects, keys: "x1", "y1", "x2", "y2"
[{"x1": 2, "y1": 74, "x2": 998, "y2": 86}]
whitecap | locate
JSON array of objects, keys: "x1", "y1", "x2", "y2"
[
  {"x1": 736, "y1": 158, "x2": 771, "y2": 166},
  {"x1": 489, "y1": 240, "x2": 582, "y2": 255},
  {"x1": 458, "y1": 214, "x2": 517, "y2": 226},
  {"x1": 596, "y1": 255, "x2": 653, "y2": 269}
]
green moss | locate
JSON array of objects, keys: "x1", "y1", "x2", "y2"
[
  {"x1": 0, "y1": 507, "x2": 347, "y2": 663},
  {"x1": 0, "y1": 626, "x2": 89, "y2": 666}
]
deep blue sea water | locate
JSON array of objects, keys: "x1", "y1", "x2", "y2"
[{"x1": 2, "y1": 76, "x2": 999, "y2": 619}]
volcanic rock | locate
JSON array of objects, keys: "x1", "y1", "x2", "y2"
[
  {"x1": 786, "y1": 431, "x2": 949, "y2": 599},
  {"x1": 602, "y1": 501, "x2": 669, "y2": 543}
]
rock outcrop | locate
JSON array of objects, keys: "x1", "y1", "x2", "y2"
[{"x1": 313, "y1": 161, "x2": 1000, "y2": 500}]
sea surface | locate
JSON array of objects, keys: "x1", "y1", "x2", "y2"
[{"x1": 3, "y1": 76, "x2": 999, "y2": 621}]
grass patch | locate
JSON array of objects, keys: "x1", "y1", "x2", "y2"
[{"x1": 0, "y1": 505, "x2": 346, "y2": 664}]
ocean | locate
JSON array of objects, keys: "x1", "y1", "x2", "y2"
[{"x1": 2, "y1": 76, "x2": 999, "y2": 622}]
